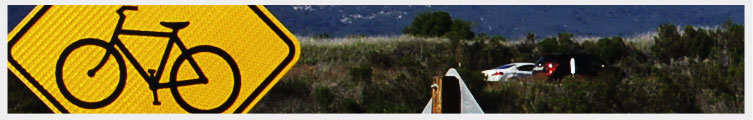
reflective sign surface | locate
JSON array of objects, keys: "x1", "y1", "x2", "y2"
[{"x1": 8, "y1": 5, "x2": 300, "y2": 113}]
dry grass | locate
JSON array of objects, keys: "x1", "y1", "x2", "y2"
[{"x1": 252, "y1": 25, "x2": 743, "y2": 113}]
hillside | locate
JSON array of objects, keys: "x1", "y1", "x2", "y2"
[
  {"x1": 266, "y1": 5, "x2": 744, "y2": 38},
  {"x1": 9, "y1": 5, "x2": 744, "y2": 39}
]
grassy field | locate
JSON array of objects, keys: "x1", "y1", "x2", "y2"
[
  {"x1": 251, "y1": 35, "x2": 452, "y2": 113},
  {"x1": 251, "y1": 31, "x2": 744, "y2": 113}
]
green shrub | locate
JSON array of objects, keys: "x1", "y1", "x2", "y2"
[
  {"x1": 652, "y1": 24, "x2": 682, "y2": 62},
  {"x1": 718, "y1": 19, "x2": 744, "y2": 63},
  {"x1": 536, "y1": 33, "x2": 581, "y2": 54},
  {"x1": 403, "y1": 10, "x2": 475, "y2": 49},
  {"x1": 340, "y1": 98, "x2": 363, "y2": 113},
  {"x1": 596, "y1": 37, "x2": 628, "y2": 64},
  {"x1": 367, "y1": 50, "x2": 394, "y2": 68},
  {"x1": 455, "y1": 67, "x2": 485, "y2": 95},
  {"x1": 445, "y1": 19, "x2": 475, "y2": 42},
  {"x1": 461, "y1": 35, "x2": 515, "y2": 70},
  {"x1": 8, "y1": 73, "x2": 52, "y2": 113},
  {"x1": 514, "y1": 33, "x2": 537, "y2": 58},
  {"x1": 681, "y1": 25, "x2": 715, "y2": 59},
  {"x1": 349, "y1": 65, "x2": 373, "y2": 82},
  {"x1": 652, "y1": 24, "x2": 719, "y2": 62},
  {"x1": 655, "y1": 71, "x2": 701, "y2": 112},
  {"x1": 580, "y1": 40, "x2": 598, "y2": 54},
  {"x1": 362, "y1": 85, "x2": 411, "y2": 113},
  {"x1": 270, "y1": 78, "x2": 310, "y2": 97},
  {"x1": 314, "y1": 86, "x2": 334, "y2": 112},
  {"x1": 477, "y1": 82, "x2": 523, "y2": 113},
  {"x1": 403, "y1": 11, "x2": 453, "y2": 37}
]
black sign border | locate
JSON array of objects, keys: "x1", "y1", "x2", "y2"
[{"x1": 7, "y1": 5, "x2": 297, "y2": 113}]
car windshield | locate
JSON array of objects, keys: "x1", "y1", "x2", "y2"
[
  {"x1": 518, "y1": 65, "x2": 534, "y2": 71},
  {"x1": 496, "y1": 64, "x2": 514, "y2": 69}
]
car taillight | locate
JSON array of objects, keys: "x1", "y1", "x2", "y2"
[
  {"x1": 546, "y1": 62, "x2": 559, "y2": 76},
  {"x1": 493, "y1": 72, "x2": 504, "y2": 76}
]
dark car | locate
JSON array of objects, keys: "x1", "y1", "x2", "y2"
[{"x1": 532, "y1": 53, "x2": 618, "y2": 80}]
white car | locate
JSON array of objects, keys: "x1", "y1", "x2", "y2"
[{"x1": 481, "y1": 63, "x2": 535, "y2": 82}]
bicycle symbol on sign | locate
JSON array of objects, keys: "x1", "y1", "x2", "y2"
[{"x1": 55, "y1": 6, "x2": 241, "y2": 113}]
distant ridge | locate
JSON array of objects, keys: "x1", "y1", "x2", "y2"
[
  {"x1": 266, "y1": 5, "x2": 744, "y2": 38},
  {"x1": 8, "y1": 5, "x2": 744, "y2": 39}
]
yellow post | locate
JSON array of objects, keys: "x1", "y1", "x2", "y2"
[{"x1": 431, "y1": 76, "x2": 442, "y2": 113}]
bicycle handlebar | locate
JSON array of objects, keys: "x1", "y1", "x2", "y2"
[
  {"x1": 117, "y1": 6, "x2": 138, "y2": 15},
  {"x1": 121, "y1": 6, "x2": 138, "y2": 11}
]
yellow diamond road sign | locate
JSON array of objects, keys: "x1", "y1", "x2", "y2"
[{"x1": 8, "y1": 5, "x2": 300, "y2": 113}]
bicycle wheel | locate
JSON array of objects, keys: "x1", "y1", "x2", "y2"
[
  {"x1": 56, "y1": 38, "x2": 127, "y2": 109},
  {"x1": 170, "y1": 45, "x2": 241, "y2": 113}
]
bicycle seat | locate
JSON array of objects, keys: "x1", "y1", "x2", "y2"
[{"x1": 160, "y1": 22, "x2": 190, "y2": 29}]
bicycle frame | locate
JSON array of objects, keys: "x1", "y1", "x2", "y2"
[{"x1": 88, "y1": 6, "x2": 208, "y2": 104}]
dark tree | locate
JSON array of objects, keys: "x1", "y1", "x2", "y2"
[
  {"x1": 403, "y1": 11, "x2": 453, "y2": 37},
  {"x1": 596, "y1": 36, "x2": 628, "y2": 64},
  {"x1": 651, "y1": 24, "x2": 681, "y2": 62}
]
